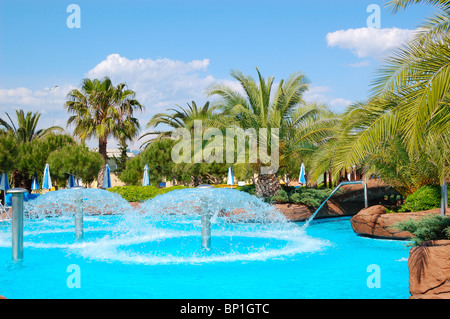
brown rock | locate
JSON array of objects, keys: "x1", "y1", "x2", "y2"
[
  {"x1": 273, "y1": 204, "x2": 313, "y2": 222},
  {"x1": 274, "y1": 198, "x2": 366, "y2": 222},
  {"x1": 409, "y1": 240, "x2": 450, "y2": 299},
  {"x1": 129, "y1": 202, "x2": 141, "y2": 209},
  {"x1": 350, "y1": 205, "x2": 387, "y2": 237},
  {"x1": 350, "y1": 205, "x2": 440, "y2": 239}
]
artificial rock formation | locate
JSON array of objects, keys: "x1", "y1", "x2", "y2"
[
  {"x1": 409, "y1": 240, "x2": 450, "y2": 299},
  {"x1": 350, "y1": 205, "x2": 440, "y2": 239}
]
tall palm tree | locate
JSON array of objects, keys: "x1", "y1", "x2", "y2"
[
  {"x1": 141, "y1": 100, "x2": 230, "y2": 186},
  {"x1": 0, "y1": 109, "x2": 62, "y2": 142},
  {"x1": 65, "y1": 77, "x2": 143, "y2": 187},
  {"x1": 0, "y1": 109, "x2": 64, "y2": 189},
  {"x1": 384, "y1": 0, "x2": 450, "y2": 213},
  {"x1": 207, "y1": 68, "x2": 338, "y2": 197},
  {"x1": 368, "y1": 0, "x2": 450, "y2": 151},
  {"x1": 331, "y1": 0, "x2": 450, "y2": 211},
  {"x1": 140, "y1": 100, "x2": 226, "y2": 147}
]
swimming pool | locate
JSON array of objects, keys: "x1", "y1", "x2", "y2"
[{"x1": 0, "y1": 215, "x2": 411, "y2": 299}]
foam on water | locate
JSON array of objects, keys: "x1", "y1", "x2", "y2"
[
  {"x1": 5, "y1": 187, "x2": 329, "y2": 265},
  {"x1": 24, "y1": 188, "x2": 134, "y2": 218},
  {"x1": 69, "y1": 188, "x2": 328, "y2": 264}
]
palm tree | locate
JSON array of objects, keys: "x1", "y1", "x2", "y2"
[
  {"x1": 65, "y1": 77, "x2": 143, "y2": 187},
  {"x1": 383, "y1": 0, "x2": 450, "y2": 214},
  {"x1": 111, "y1": 83, "x2": 144, "y2": 173},
  {"x1": 140, "y1": 100, "x2": 225, "y2": 147},
  {"x1": 141, "y1": 101, "x2": 231, "y2": 186},
  {"x1": 330, "y1": 0, "x2": 450, "y2": 211},
  {"x1": 368, "y1": 0, "x2": 450, "y2": 150},
  {"x1": 207, "y1": 68, "x2": 338, "y2": 197},
  {"x1": 386, "y1": 0, "x2": 450, "y2": 42},
  {"x1": 0, "y1": 109, "x2": 64, "y2": 189},
  {"x1": 0, "y1": 109, "x2": 62, "y2": 142}
]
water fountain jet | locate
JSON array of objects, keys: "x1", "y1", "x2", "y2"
[
  {"x1": 197, "y1": 184, "x2": 214, "y2": 250},
  {"x1": 71, "y1": 186, "x2": 86, "y2": 240}
]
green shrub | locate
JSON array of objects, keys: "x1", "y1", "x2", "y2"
[
  {"x1": 271, "y1": 189, "x2": 289, "y2": 203},
  {"x1": 394, "y1": 214, "x2": 450, "y2": 246},
  {"x1": 289, "y1": 188, "x2": 333, "y2": 208},
  {"x1": 260, "y1": 186, "x2": 333, "y2": 208},
  {"x1": 399, "y1": 185, "x2": 449, "y2": 212},
  {"x1": 107, "y1": 185, "x2": 188, "y2": 202},
  {"x1": 236, "y1": 184, "x2": 257, "y2": 196}
]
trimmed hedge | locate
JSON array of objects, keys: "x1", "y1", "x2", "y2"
[{"x1": 107, "y1": 185, "x2": 188, "y2": 202}]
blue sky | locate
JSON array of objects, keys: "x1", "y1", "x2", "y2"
[{"x1": 0, "y1": 0, "x2": 432, "y2": 148}]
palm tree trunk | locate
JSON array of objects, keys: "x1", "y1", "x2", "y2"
[
  {"x1": 11, "y1": 169, "x2": 31, "y2": 192},
  {"x1": 328, "y1": 171, "x2": 332, "y2": 189},
  {"x1": 97, "y1": 137, "x2": 108, "y2": 188},
  {"x1": 255, "y1": 173, "x2": 280, "y2": 197}
]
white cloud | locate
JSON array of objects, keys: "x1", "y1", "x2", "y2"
[
  {"x1": 84, "y1": 54, "x2": 226, "y2": 148},
  {"x1": 304, "y1": 85, "x2": 352, "y2": 112},
  {"x1": 86, "y1": 53, "x2": 216, "y2": 110},
  {"x1": 0, "y1": 84, "x2": 76, "y2": 130},
  {"x1": 329, "y1": 98, "x2": 353, "y2": 110},
  {"x1": 0, "y1": 55, "x2": 354, "y2": 149},
  {"x1": 0, "y1": 54, "x2": 222, "y2": 148},
  {"x1": 303, "y1": 85, "x2": 330, "y2": 102},
  {"x1": 326, "y1": 27, "x2": 416, "y2": 59}
]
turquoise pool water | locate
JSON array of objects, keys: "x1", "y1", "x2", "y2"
[{"x1": 0, "y1": 215, "x2": 411, "y2": 299}]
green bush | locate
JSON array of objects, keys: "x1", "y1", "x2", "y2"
[
  {"x1": 399, "y1": 185, "x2": 449, "y2": 212},
  {"x1": 236, "y1": 184, "x2": 257, "y2": 196},
  {"x1": 289, "y1": 187, "x2": 333, "y2": 208},
  {"x1": 107, "y1": 185, "x2": 188, "y2": 202},
  {"x1": 271, "y1": 189, "x2": 289, "y2": 203},
  {"x1": 47, "y1": 144, "x2": 103, "y2": 186},
  {"x1": 394, "y1": 214, "x2": 450, "y2": 246},
  {"x1": 260, "y1": 186, "x2": 333, "y2": 208}
]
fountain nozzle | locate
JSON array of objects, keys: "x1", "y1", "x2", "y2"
[{"x1": 197, "y1": 184, "x2": 213, "y2": 250}]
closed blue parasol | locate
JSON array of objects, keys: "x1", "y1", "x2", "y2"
[
  {"x1": 299, "y1": 163, "x2": 306, "y2": 186},
  {"x1": 0, "y1": 172, "x2": 8, "y2": 191},
  {"x1": 102, "y1": 164, "x2": 112, "y2": 189},
  {"x1": 142, "y1": 164, "x2": 150, "y2": 186},
  {"x1": 0, "y1": 172, "x2": 10, "y2": 204},
  {"x1": 68, "y1": 174, "x2": 76, "y2": 188},
  {"x1": 42, "y1": 164, "x2": 52, "y2": 190},
  {"x1": 1, "y1": 172, "x2": 10, "y2": 206},
  {"x1": 227, "y1": 166, "x2": 234, "y2": 188},
  {"x1": 31, "y1": 174, "x2": 40, "y2": 190}
]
